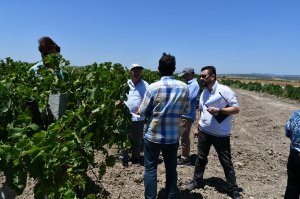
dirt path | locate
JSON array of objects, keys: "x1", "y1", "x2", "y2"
[
  {"x1": 2, "y1": 89, "x2": 299, "y2": 199},
  {"x1": 100, "y1": 89, "x2": 299, "y2": 199}
]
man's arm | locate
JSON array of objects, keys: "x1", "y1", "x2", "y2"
[
  {"x1": 206, "y1": 106, "x2": 240, "y2": 116},
  {"x1": 189, "y1": 84, "x2": 200, "y2": 102},
  {"x1": 137, "y1": 89, "x2": 152, "y2": 117}
]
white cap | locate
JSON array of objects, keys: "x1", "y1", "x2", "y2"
[{"x1": 130, "y1": 63, "x2": 143, "y2": 71}]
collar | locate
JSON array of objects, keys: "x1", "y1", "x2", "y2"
[
  {"x1": 209, "y1": 81, "x2": 219, "y2": 94},
  {"x1": 161, "y1": 76, "x2": 174, "y2": 80},
  {"x1": 187, "y1": 78, "x2": 197, "y2": 84},
  {"x1": 128, "y1": 79, "x2": 143, "y2": 87}
]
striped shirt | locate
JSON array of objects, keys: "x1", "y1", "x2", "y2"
[
  {"x1": 139, "y1": 76, "x2": 190, "y2": 144},
  {"x1": 286, "y1": 110, "x2": 300, "y2": 152}
]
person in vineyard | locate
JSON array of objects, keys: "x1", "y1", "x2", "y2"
[
  {"x1": 29, "y1": 36, "x2": 63, "y2": 78},
  {"x1": 284, "y1": 110, "x2": 300, "y2": 199},
  {"x1": 27, "y1": 37, "x2": 64, "y2": 129},
  {"x1": 177, "y1": 67, "x2": 200, "y2": 166},
  {"x1": 138, "y1": 53, "x2": 190, "y2": 199},
  {"x1": 120, "y1": 63, "x2": 149, "y2": 166},
  {"x1": 184, "y1": 66, "x2": 242, "y2": 199}
]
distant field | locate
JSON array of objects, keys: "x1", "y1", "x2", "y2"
[{"x1": 219, "y1": 76, "x2": 300, "y2": 87}]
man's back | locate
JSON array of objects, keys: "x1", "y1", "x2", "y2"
[{"x1": 140, "y1": 76, "x2": 190, "y2": 144}]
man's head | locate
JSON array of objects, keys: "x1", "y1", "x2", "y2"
[
  {"x1": 158, "y1": 53, "x2": 176, "y2": 76},
  {"x1": 130, "y1": 63, "x2": 143, "y2": 84},
  {"x1": 178, "y1": 67, "x2": 195, "y2": 81},
  {"x1": 200, "y1": 65, "x2": 217, "y2": 88},
  {"x1": 38, "y1": 37, "x2": 60, "y2": 59}
]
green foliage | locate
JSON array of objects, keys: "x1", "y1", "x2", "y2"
[
  {"x1": 0, "y1": 58, "x2": 131, "y2": 198},
  {"x1": 142, "y1": 69, "x2": 160, "y2": 83}
]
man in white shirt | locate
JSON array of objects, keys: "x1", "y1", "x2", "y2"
[
  {"x1": 185, "y1": 66, "x2": 241, "y2": 199},
  {"x1": 121, "y1": 64, "x2": 149, "y2": 166}
]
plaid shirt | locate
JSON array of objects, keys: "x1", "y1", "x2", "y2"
[{"x1": 139, "y1": 76, "x2": 190, "y2": 144}]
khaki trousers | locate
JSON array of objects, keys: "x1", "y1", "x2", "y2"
[{"x1": 179, "y1": 117, "x2": 193, "y2": 158}]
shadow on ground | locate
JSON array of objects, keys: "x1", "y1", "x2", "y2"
[{"x1": 157, "y1": 188, "x2": 203, "y2": 199}]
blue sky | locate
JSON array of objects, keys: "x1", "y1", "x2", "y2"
[{"x1": 1, "y1": 1, "x2": 299, "y2": 75}]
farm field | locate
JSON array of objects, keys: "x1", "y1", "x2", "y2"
[
  {"x1": 4, "y1": 88, "x2": 299, "y2": 199},
  {"x1": 220, "y1": 77, "x2": 300, "y2": 88}
]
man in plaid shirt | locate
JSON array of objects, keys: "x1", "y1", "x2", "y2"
[{"x1": 139, "y1": 53, "x2": 190, "y2": 199}]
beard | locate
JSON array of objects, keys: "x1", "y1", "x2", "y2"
[{"x1": 201, "y1": 81, "x2": 209, "y2": 88}]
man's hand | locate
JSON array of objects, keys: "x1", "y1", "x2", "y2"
[
  {"x1": 136, "y1": 108, "x2": 140, "y2": 115},
  {"x1": 115, "y1": 100, "x2": 122, "y2": 107},
  {"x1": 206, "y1": 107, "x2": 220, "y2": 116},
  {"x1": 194, "y1": 124, "x2": 199, "y2": 138}
]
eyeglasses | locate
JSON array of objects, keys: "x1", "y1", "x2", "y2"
[{"x1": 200, "y1": 74, "x2": 210, "y2": 79}]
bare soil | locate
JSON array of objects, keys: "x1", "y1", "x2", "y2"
[{"x1": 1, "y1": 89, "x2": 300, "y2": 199}]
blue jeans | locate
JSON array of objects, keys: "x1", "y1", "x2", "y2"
[{"x1": 144, "y1": 138, "x2": 179, "y2": 199}]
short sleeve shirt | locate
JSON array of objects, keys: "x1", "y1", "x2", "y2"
[
  {"x1": 199, "y1": 81, "x2": 239, "y2": 136},
  {"x1": 125, "y1": 79, "x2": 149, "y2": 121},
  {"x1": 139, "y1": 76, "x2": 190, "y2": 144}
]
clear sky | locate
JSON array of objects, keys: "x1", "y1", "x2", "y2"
[{"x1": 1, "y1": 1, "x2": 299, "y2": 75}]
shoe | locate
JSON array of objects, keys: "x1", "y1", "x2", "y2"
[
  {"x1": 231, "y1": 190, "x2": 242, "y2": 199},
  {"x1": 177, "y1": 157, "x2": 191, "y2": 165},
  {"x1": 119, "y1": 155, "x2": 128, "y2": 167},
  {"x1": 129, "y1": 157, "x2": 140, "y2": 165},
  {"x1": 184, "y1": 179, "x2": 203, "y2": 191}
]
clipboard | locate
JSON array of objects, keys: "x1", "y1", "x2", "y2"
[
  {"x1": 213, "y1": 105, "x2": 230, "y2": 123},
  {"x1": 205, "y1": 92, "x2": 230, "y2": 123}
]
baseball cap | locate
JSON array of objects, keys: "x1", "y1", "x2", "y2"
[
  {"x1": 130, "y1": 63, "x2": 143, "y2": 71},
  {"x1": 178, "y1": 67, "x2": 194, "y2": 77}
]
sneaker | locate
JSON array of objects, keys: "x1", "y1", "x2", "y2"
[
  {"x1": 184, "y1": 179, "x2": 203, "y2": 191},
  {"x1": 177, "y1": 157, "x2": 191, "y2": 165},
  {"x1": 231, "y1": 190, "x2": 242, "y2": 199}
]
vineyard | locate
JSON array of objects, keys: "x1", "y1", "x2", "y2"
[
  {"x1": 0, "y1": 57, "x2": 136, "y2": 198},
  {"x1": 219, "y1": 78, "x2": 300, "y2": 101},
  {"x1": 1, "y1": 58, "x2": 300, "y2": 198},
  {"x1": 220, "y1": 77, "x2": 300, "y2": 88}
]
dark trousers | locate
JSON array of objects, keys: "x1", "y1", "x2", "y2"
[
  {"x1": 129, "y1": 121, "x2": 144, "y2": 160},
  {"x1": 284, "y1": 149, "x2": 300, "y2": 199},
  {"x1": 144, "y1": 139, "x2": 179, "y2": 199},
  {"x1": 194, "y1": 130, "x2": 238, "y2": 193}
]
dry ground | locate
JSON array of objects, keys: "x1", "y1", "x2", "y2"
[
  {"x1": 1, "y1": 89, "x2": 300, "y2": 199},
  {"x1": 99, "y1": 89, "x2": 299, "y2": 199}
]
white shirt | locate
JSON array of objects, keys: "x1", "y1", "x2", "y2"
[
  {"x1": 199, "y1": 81, "x2": 239, "y2": 136},
  {"x1": 125, "y1": 79, "x2": 149, "y2": 121}
]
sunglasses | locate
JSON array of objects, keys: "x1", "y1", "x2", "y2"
[{"x1": 200, "y1": 74, "x2": 211, "y2": 78}]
